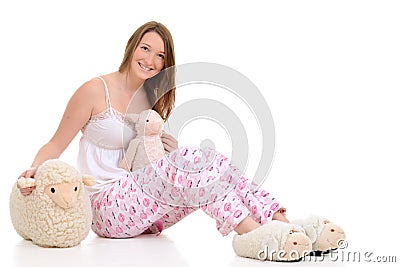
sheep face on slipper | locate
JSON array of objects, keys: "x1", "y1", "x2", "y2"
[
  {"x1": 292, "y1": 216, "x2": 346, "y2": 252},
  {"x1": 232, "y1": 221, "x2": 312, "y2": 262}
]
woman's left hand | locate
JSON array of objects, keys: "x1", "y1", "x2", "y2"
[{"x1": 161, "y1": 131, "x2": 178, "y2": 153}]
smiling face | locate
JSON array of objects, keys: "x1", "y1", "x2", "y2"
[
  {"x1": 130, "y1": 31, "x2": 165, "y2": 82},
  {"x1": 118, "y1": 21, "x2": 176, "y2": 120}
]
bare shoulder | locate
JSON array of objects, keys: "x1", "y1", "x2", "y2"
[
  {"x1": 71, "y1": 77, "x2": 106, "y2": 106},
  {"x1": 75, "y1": 77, "x2": 104, "y2": 98}
]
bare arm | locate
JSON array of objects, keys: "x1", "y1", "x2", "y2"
[{"x1": 20, "y1": 79, "x2": 100, "y2": 178}]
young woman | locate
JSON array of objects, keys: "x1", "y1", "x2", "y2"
[{"x1": 18, "y1": 21, "x2": 344, "y2": 261}]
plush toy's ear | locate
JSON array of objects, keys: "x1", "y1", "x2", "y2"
[
  {"x1": 126, "y1": 113, "x2": 140, "y2": 124},
  {"x1": 301, "y1": 224, "x2": 317, "y2": 243},
  {"x1": 17, "y1": 177, "x2": 36, "y2": 188},
  {"x1": 82, "y1": 175, "x2": 95, "y2": 186},
  {"x1": 291, "y1": 224, "x2": 306, "y2": 233}
]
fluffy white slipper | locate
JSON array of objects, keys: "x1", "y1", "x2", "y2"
[
  {"x1": 292, "y1": 216, "x2": 346, "y2": 253},
  {"x1": 232, "y1": 220, "x2": 312, "y2": 262}
]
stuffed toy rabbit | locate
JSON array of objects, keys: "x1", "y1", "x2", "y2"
[{"x1": 119, "y1": 109, "x2": 165, "y2": 171}]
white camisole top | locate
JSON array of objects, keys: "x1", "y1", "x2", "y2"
[{"x1": 77, "y1": 76, "x2": 136, "y2": 197}]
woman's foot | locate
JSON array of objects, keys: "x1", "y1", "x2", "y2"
[
  {"x1": 234, "y1": 208, "x2": 289, "y2": 235},
  {"x1": 272, "y1": 207, "x2": 289, "y2": 222}
]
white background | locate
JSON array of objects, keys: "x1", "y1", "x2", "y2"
[{"x1": 1, "y1": 0, "x2": 399, "y2": 266}]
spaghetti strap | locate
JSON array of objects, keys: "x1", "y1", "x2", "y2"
[{"x1": 97, "y1": 76, "x2": 113, "y2": 114}]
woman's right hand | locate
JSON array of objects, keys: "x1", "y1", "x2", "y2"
[{"x1": 17, "y1": 167, "x2": 37, "y2": 196}]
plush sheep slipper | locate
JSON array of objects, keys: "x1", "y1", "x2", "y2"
[
  {"x1": 292, "y1": 216, "x2": 346, "y2": 255},
  {"x1": 232, "y1": 220, "x2": 312, "y2": 262}
]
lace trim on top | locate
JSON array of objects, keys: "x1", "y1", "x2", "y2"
[{"x1": 82, "y1": 107, "x2": 135, "y2": 132}]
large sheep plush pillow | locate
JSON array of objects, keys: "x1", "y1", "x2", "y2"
[{"x1": 9, "y1": 159, "x2": 94, "y2": 248}]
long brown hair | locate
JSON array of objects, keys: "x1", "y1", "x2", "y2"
[{"x1": 119, "y1": 21, "x2": 176, "y2": 121}]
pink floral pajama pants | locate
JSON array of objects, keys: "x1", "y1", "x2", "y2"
[{"x1": 90, "y1": 145, "x2": 282, "y2": 237}]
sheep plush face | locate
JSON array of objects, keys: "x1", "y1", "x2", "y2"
[
  {"x1": 127, "y1": 109, "x2": 164, "y2": 137},
  {"x1": 232, "y1": 221, "x2": 312, "y2": 261},
  {"x1": 18, "y1": 161, "x2": 95, "y2": 209},
  {"x1": 293, "y1": 216, "x2": 346, "y2": 252},
  {"x1": 44, "y1": 181, "x2": 81, "y2": 209},
  {"x1": 261, "y1": 223, "x2": 311, "y2": 261}
]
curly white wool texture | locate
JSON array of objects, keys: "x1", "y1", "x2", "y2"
[{"x1": 9, "y1": 159, "x2": 92, "y2": 248}]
